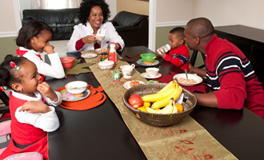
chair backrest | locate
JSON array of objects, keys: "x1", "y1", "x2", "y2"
[
  {"x1": 0, "y1": 90, "x2": 10, "y2": 120},
  {"x1": 113, "y1": 11, "x2": 148, "y2": 26}
]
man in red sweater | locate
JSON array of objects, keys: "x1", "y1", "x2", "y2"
[{"x1": 185, "y1": 17, "x2": 264, "y2": 118}]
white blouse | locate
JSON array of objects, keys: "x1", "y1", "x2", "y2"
[
  {"x1": 13, "y1": 91, "x2": 62, "y2": 132},
  {"x1": 66, "y1": 22, "x2": 125, "y2": 52},
  {"x1": 19, "y1": 47, "x2": 65, "y2": 79}
]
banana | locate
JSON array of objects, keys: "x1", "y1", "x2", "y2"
[
  {"x1": 160, "y1": 98, "x2": 174, "y2": 114},
  {"x1": 157, "y1": 81, "x2": 174, "y2": 93},
  {"x1": 172, "y1": 99, "x2": 178, "y2": 113},
  {"x1": 146, "y1": 107, "x2": 162, "y2": 114},
  {"x1": 142, "y1": 81, "x2": 176, "y2": 102},
  {"x1": 151, "y1": 82, "x2": 182, "y2": 109}
]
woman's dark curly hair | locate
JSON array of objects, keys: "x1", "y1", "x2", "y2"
[{"x1": 78, "y1": 0, "x2": 110, "y2": 25}]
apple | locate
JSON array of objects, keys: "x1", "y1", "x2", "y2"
[{"x1": 128, "y1": 94, "x2": 143, "y2": 109}]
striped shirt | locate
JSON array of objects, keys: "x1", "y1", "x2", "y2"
[{"x1": 204, "y1": 35, "x2": 264, "y2": 118}]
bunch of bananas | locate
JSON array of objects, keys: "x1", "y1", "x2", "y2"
[{"x1": 138, "y1": 80, "x2": 183, "y2": 114}]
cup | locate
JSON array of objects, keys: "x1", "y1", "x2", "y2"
[
  {"x1": 95, "y1": 34, "x2": 105, "y2": 41},
  {"x1": 121, "y1": 64, "x2": 135, "y2": 78},
  {"x1": 146, "y1": 67, "x2": 159, "y2": 77}
]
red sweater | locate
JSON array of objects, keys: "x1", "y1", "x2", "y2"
[
  {"x1": 205, "y1": 35, "x2": 264, "y2": 118},
  {"x1": 164, "y1": 44, "x2": 190, "y2": 71},
  {"x1": 0, "y1": 92, "x2": 49, "y2": 160}
]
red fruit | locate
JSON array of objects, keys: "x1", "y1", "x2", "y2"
[{"x1": 128, "y1": 94, "x2": 143, "y2": 109}]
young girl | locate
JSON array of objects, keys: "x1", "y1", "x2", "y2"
[
  {"x1": 16, "y1": 19, "x2": 65, "y2": 80},
  {"x1": 0, "y1": 55, "x2": 62, "y2": 160}
]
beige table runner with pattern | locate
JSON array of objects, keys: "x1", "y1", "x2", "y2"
[{"x1": 84, "y1": 54, "x2": 237, "y2": 160}]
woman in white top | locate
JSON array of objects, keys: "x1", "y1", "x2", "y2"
[
  {"x1": 66, "y1": 0, "x2": 124, "y2": 52},
  {"x1": 16, "y1": 19, "x2": 65, "y2": 80}
]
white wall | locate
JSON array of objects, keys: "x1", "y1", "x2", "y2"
[
  {"x1": 192, "y1": 0, "x2": 264, "y2": 29},
  {"x1": 156, "y1": 0, "x2": 192, "y2": 24}
]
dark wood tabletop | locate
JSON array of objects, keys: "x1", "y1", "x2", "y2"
[{"x1": 47, "y1": 46, "x2": 264, "y2": 160}]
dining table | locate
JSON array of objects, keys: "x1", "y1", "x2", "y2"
[{"x1": 46, "y1": 46, "x2": 264, "y2": 160}]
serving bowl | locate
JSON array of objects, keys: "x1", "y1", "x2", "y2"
[
  {"x1": 65, "y1": 81, "x2": 88, "y2": 94},
  {"x1": 98, "y1": 60, "x2": 114, "y2": 70},
  {"x1": 140, "y1": 53, "x2": 156, "y2": 62},
  {"x1": 123, "y1": 83, "x2": 197, "y2": 127},
  {"x1": 60, "y1": 57, "x2": 75, "y2": 69}
]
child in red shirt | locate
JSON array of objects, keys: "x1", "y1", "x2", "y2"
[{"x1": 157, "y1": 27, "x2": 190, "y2": 71}]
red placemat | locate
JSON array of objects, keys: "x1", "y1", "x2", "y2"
[
  {"x1": 155, "y1": 71, "x2": 209, "y2": 93},
  {"x1": 56, "y1": 85, "x2": 106, "y2": 110}
]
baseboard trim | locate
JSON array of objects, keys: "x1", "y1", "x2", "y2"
[
  {"x1": 0, "y1": 32, "x2": 18, "y2": 38},
  {"x1": 156, "y1": 21, "x2": 188, "y2": 27}
]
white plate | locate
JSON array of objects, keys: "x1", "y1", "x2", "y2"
[
  {"x1": 140, "y1": 72, "x2": 162, "y2": 79},
  {"x1": 123, "y1": 81, "x2": 145, "y2": 90},
  {"x1": 81, "y1": 53, "x2": 97, "y2": 59},
  {"x1": 173, "y1": 73, "x2": 203, "y2": 86}
]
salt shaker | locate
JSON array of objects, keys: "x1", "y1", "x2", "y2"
[{"x1": 157, "y1": 44, "x2": 171, "y2": 54}]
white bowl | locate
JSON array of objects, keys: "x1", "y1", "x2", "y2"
[
  {"x1": 146, "y1": 67, "x2": 159, "y2": 77},
  {"x1": 65, "y1": 81, "x2": 88, "y2": 94},
  {"x1": 95, "y1": 34, "x2": 105, "y2": 41},
  {"x1": 173, "y1": 73, "x2": 203, "y2": 86},
  {"x1": 98, "y1": 60, "x2": 114, "y2": 70}
]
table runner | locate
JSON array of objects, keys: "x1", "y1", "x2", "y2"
[{"x1": 85, "y1": 55, "x2": 237, "y2": 160}]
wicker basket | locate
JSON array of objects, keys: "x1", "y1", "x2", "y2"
[{"x1": 123, "y1": 83, "x2": 197, "y2": 127}]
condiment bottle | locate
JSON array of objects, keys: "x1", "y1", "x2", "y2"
[
  {"x1": 109, "y1": 42, "x2": 117, "y2": 63},
  {"x1": 157, "y1": 44, "x2": 171, "y2": 54},
  {"x1": 99, "y1": 52, "x2": 108, "y2": 61}
]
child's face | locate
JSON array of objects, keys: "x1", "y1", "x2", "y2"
[
  {"x1": 19, "y1": 60, "x2": 42, "y2": 96},
  {"x1": 169, "y1": 33, "x2": 184, "y2": 49},
  {"x1": 31, "y1": 30, "x2": 52, "y2": 53}
]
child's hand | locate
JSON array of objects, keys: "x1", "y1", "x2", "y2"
[
  {"x1": 82, "y1": 35, "x2": 98, "y2": 44},
  {"x1": 37, "y1": 82, "x2": 58, "y2": 102},
  {"x1": 19, "y1": 101, "x2": 51, "y2": 113},
  {"x1": 156, "y1": 49, "x2": 167, "y2": 59},
  {"x1": 44, "y1": 43, "x2": 55, "y2": 54}
]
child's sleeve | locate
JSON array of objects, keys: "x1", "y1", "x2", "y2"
[
  {"x1": 15, "y1": 106, "x2": 60, "y2": 132},
  {"x1": 43, "y1": 91, "x2": 62, "y2": 106}
]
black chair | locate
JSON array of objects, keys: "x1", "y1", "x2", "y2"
[
  {"x1": 0, "y1": 90, "x2": 9, "y2": 119},
  {"x1": 110, "y1": 11, "x2": 149, "y2": 47},
  {"x1": 189, "y1": 50, "x2": 206, "y2": 68}
]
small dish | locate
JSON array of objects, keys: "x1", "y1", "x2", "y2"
[
  {"x1": 81, "y1": 53, "x2": 97, "y2": 59},
  {"x1": 136, "y1": 59, "x2": 159, "y2": 66},
  {"x1": 141, "y1": 72, "x2": 162, "y2": 79},
  {"x1": 123, "y1": 81, "x2": 145, "y2": 90},
  {"x1": 65, "y1": 81, "x2": 88, "y2": 94},
  {"x1": 173, "y1": 73, "x2": 203, "y2": 86},
  {"x1": 98, "y1": 60, "x2": 114, "y2": 70},
  {"x1": 60, "y1": 89, "x2": 90, "y2": 102}
]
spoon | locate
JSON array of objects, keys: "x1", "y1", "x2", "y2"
[{"x1": 184, "y1": 69, "x2": 188, "y2": 80}]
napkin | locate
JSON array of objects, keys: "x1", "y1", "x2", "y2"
[
  {"x1": 64, "y1": 59, "x2": 95, "y2": 78},
  {"x1": 155, "y1": 71, "x2": 209, "y2": 93}
]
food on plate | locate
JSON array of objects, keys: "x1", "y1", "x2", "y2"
[
  {"x1": 128, "y1": 94, "x2": 143, "y2": 109},
  {"x1": 98, "y1": 48, "x2": 107, "y2": 52},
  {"x1": 177, "y1": 77, "x2": 197, "y2": 84},
  {"x1": 130, "y1": 81, "x2": 140, "y2": 87}
]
